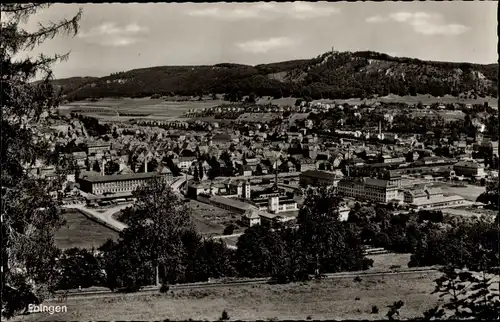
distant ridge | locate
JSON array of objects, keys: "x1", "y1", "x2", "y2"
[{"x1": 51, "y1": 50, "x2": 497, "y2": 101}]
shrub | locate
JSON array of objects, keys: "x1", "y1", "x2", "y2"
[
  {"x1": 353, "y1": 276, "x2": 362, "y2": 283},
  {"x1": 223, "y1": 224, "x2": 236, "y2": 235},
  {"x1": 371, "y1": 305, "x2": 379, "y2": 314},
  {"x1": 220, "y1": 310, "x2": 230, "y2": 321},
  {"x1": 160, "y1": 283, "x2": 170, "y2": 293}
]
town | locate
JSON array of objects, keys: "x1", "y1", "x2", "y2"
[
  {"x1": 2, "y1": 2, "x2": 499, "y2": 321},
  {"x1": 40, "y1": 97, "x2": 497, "y2": 235}
]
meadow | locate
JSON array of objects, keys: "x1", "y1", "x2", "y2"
[
  {"x1": 58, "y1": 98, "x2": 226, "y2": 122},
  {"x1": 313, "y1": 94, "x2": 498, "y2": 107},
  {"x1": 16, "y1": 271, "x2": 441, "y2": 321},
  {"x1": 55, "y1": 210, "x2": 119, "y2": 250}
]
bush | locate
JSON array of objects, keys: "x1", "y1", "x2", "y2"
[
  {"x1": 371, "y1": 305, "x2": 379, "y2": 314},
  {"x1": 220, "y1": 310, "x2": 230, "y2": 321},
  {"x1": 353, "y1": 276, "x2": 362, "y2": 283},
  {"x1": 223, "y1": 224, "x2": 236, "y2": 235},
  {"x1": 160, "y1": 283, "x2": 170, "y2": 293}
]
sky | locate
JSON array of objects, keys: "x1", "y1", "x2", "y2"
[{"x1": 17, "y1": 1, "x2": 498, "y2": 79}]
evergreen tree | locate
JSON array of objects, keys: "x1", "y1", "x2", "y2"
[{"x1": 1, "y1": 4, "x2": 82, "y2": 318}]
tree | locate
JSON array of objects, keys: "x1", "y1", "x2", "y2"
[
  {"x1": 198, "y1": 163, "x2": 204, "y2": 181},
  {"x1": 234, "y1": 225, "x2": 286, "y2": 278},
  {"x1": 92, "y1": 160, "x2": 101, "y2": 173},
  {"x1": 104, "y1": 159, "x2": 120, "y2": 175},
  {"x1": 386, "y1": 301, "x2": 404, "y2": 320},
  {"x1": 297, "y1": 186, "x2": 343, "y2": 223},
  {"x1": 184, "y1": 239, "x2": 235, "y2": 283},
  {"x1": 103, "y1": 178, "x2": 197, "y2": 289},
  {"x1": 1, "y1": 4, "x2": 82, "y2": 318},
  {"x1": 55, "y1": 248, "x2": 105, "y2": 290},
  {"x1": 423, "y1": 266, "x2": 500, "y2": 320}
]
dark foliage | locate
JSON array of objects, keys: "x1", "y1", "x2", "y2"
[{"x1": 53, "y1": 51, "x2": 496, "y2": 101}]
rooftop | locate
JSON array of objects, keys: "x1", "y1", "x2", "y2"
[
  {"x1": 300, "y1": 170, "x2": 339, "y2": 181},
  {"x1": 209, "y1": 195, "x2": 257, "y2": 211},
  {"x1": 81, "y1": 172, "x2": 162, "y2": 183}
]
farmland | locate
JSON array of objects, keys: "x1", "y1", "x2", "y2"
[
  {"x1": 55, "y1": 210, "x2": 119, "y2": 250},
  {"x1": 58, "y1": 98, "x2": 226, "y2": 122},
  {"x1": 16, "y1": 272, "x2": 442, "y2": 321},
  {"x1": 312, "y1": 94, "x2": 498, "y2": 108}
]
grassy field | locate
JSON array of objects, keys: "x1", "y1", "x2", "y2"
[
  {"x1": 434, "y1": 182, "x2": 485, "y2": 201},
  {"x1": 55, "y1": 211, "x2": 119, "y2": 250},
  {"x1": 59, "y1": 98, "x2": 226, "y2": 122},
  {"x1": 313, "y1": 94, "x2": 497, "y2": 107},
  {"x1": 188, "y1": 200, "x2": 242, "y2": 235},
  {"x1": 18, "y1": 272, "x2": 442, "y2": 321}
]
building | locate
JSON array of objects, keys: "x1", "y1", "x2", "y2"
[
  {"x1": 79, "y1": 172, "x2": 172, "y2": 195},
  {"x1": 403, "y1": 184, "x2": 465, "y2": 210},
  {"x1": 339, "y1": 206, "x2": 351, "y2": 221},
  {"x1": 178, "y1": 156, "x2": 196, "y2": 170},
  {"x1": 404, "y1": 185, "x2": 442, "y2": 204},
  {"x1": 241, "y1": 209, "x2": 263, "y2": 227},
  {"x1": 259, "y1": 212, "x2": 296, "y2": 228},
  {"x1": 204, "y1": 195, "x2": 257, "y2": 214},
  {"x1": 295, "y1": 158, "x2": 316, "y2": 172},
  {"x1": 338, "y1": 177, "x2": 399, "y2": 203},
  {"x1": 299, "y1": 170, "x2": 341, "y2": 187},
  {"x1": 453, "y1": 160, "x2": 486, "y2": 178},
  {"x1": 86, "y1": 142, "x2": 111, "y2": 155},
  {"x1": 240, "y1": 165, "x2": 253, "y2": 177}
]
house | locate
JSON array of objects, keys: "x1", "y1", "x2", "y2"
[
  {"x1": 453, "y1": 160, "x2": 486, "y2": 178},
  {"x1": 403, "y1": 184, "x2": 465, "y2": 210},
  {"x1": 241, "y1": 209, "x2": 262, "y2": 227},
  {"x1": 338, "y1": 177, "x2": 400, "y2": 203},
  {"x1": 295, "y1": 158, "x2": 316, "y2": 172},
  {"x1": 299, "y1": 170, "x2": 341, "y2": 187},
  {"x1": 178, "y1": 156, "x2": 196, "y2": 170},
  {"x1": 339, "y1": 206, "x2": 350, "y2": 221},
  {"x1": 240, "y1": 165, "x2": 253, "y2": 177}
]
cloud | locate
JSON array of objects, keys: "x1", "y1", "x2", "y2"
[
  {"x1": 187, "y1": 2, "x2": 339, "y2": 20},
  {"x1": 365, "y1": 15, "x2": 387, "y2": 23},
  {"x1": 368, "y1": 12, "x2": 468, "y2": 36},
  {"x1": 237, "y1": 37, "x2": 296, "y2": 54},
  {"x1": 78, "y1": 22, "x2": 148, "y2": 47}
]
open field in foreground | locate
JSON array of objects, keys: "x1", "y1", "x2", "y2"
[
  {"x1": 366, "y1": 253, "x2": 411, "y2": 270},
  {"x1": 19, "y1": 272, "x2": 442, "y2": 321},
  {"x1": 55, "y1": 211, "x2": 119, "y2": 250}
]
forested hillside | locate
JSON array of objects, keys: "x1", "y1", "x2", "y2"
[{"x1": 58, "y1": 51, "x2": 497, "y2": 101}]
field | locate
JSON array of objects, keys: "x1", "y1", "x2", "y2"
[
  {"x1": 313, "y1": 94, "x2": 498, "y2": 107},
  {"x1": 59, "y1": 98, "x2": 226, "y2": 122},
  {"x1": 18, "y1": 272, "x2": 442, "y2": 321},
  {"x1": 366, "y1": 253, "x2": 412, "y2": 270},
  {"x1": 55, "y1": 211, "x2": 119, "y2": 250},
  {"x1": 433, "y1": 182, "x2": 485, "y2": 201},
  {"x1": 188, "y1": 200, "x2": 242, "y2": 235}
]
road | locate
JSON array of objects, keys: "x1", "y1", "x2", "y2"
[{"x1": 63, "y1": 203, "x2": 131, "y2": 231}]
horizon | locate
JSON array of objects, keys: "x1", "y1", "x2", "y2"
[
  {"x1": 55, "y1": 49, "x2": 498, "y2": 80},
  {"x1": 20, "y1": 2, "x2": 498, "y2": 79}
]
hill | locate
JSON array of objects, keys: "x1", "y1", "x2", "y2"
[{"x1": 58, "y1": 51, "x2": 497, "y2": 101}]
